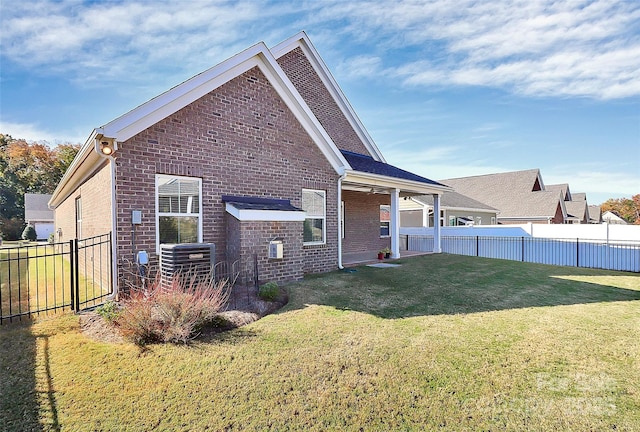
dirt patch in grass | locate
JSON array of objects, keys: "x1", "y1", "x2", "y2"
[{"x1": 79, "y1": 285, "x2": 288, "y2": 344}]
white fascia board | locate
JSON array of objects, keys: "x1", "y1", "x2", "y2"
[
  {"x1": 100, "y1": 43, "x2": 270, "y2": 142},
  {"x1": 271, "y1": 32, "x2": 386, "y2": 163},
  {"x1": 49, "y1": 129, "x2": 102, "y2": 208},
  {"x1": 225, "y1": 203, "x2": 306, "y2": 222},
  {"x1": 97, "y1": 40, "x2": 348, "y2": 175},
  {"x1": 344, "y1": 170, "x2": 451, "y2": 195}
]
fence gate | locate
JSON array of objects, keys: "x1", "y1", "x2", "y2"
[{"x1": 0, "y1": 233, "x2": 113, "y2": 324}]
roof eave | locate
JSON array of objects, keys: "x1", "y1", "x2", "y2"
[
  {"x1": 344, "y1": 170, "x2": 451, "y2": 195},
  {"x1": 49, "y1": 129, "x2": 103, "y2": 208}
]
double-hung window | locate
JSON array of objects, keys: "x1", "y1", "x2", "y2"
[
  {"x1": 156, "y1": 175, "x2": 202, "y2": 250},
  {"x1": 302, "y1": 189, "x2": 326, "y2": 245}
]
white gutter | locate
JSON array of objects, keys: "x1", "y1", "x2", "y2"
[{"x1": 337, "y1": 173, "x2": 346, "y2": 269}]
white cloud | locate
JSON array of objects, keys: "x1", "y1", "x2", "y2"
[
  {"x1": 0, "y1": 121, "x2": 84, "y2": 145},
  {"x1": 3, "y1": 0, "x2": 638, "y2": 99},
  {"x1": 322, "y1": 0, "x2": 640, "y2": 100}
]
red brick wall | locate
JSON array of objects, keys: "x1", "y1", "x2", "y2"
[
  {"x1": 227, "y1": 217, "x2": 305, "y2": 284},
  {"x1": 277, "y1": 47, "x2": 371, "y2": 156},
  {"x1": 53, "y1": 161, "x2": 113, "y2": 292},
  {"x1": 113, "y1": 66, "x2": 340, "y2": 280},
  {"x1": 342, "y1": 190, "x2": 391, "y2": 253},
  {"x1": 54, "y1": 161, "x2": 112, "y2": 243}
]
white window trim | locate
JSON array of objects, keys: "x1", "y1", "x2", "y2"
[
  {"x1": 155, "y1": 174, "x2": 203, "y2": 254},
  {"x1": 302, "y1": 188, "x2": 326, "y2": 246}
]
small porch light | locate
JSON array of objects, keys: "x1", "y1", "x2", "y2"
[
  {"x1": 95, "y1": 137, "x2": 118, "y2": 157},
  {"x1": 100, "y1": 141, "x2": 113, "y2": 155}
]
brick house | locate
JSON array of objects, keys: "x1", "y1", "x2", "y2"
[{"x1": 49, "y1": 32, "x2": 449, "y2": 293}]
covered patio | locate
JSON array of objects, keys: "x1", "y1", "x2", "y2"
[{"x1": 338, "y1": 150, "x2": 450, "y2": 268}]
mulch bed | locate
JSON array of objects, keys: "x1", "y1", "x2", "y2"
[{"x1": 79, "y1": 285, "x2": 288, "y2": 344}]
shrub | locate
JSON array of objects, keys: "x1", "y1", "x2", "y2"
[
  {"x1": 96, "y1": 300, "x2": 121, "y2": 323},
  {"x1": 115, "y1": 272, "x2": 230, "y2": 345},
  {"x1": 21, "y1": 224, "x2": 37, "y2": 241},
  {"x1": 259, "y1": 281, "x2": 279, "y2": 301},
  {"x1": 48, "y1": 232, "x2": 56, "y2": 244}
]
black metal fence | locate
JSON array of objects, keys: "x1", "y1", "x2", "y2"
[
  {"x1": 407, "y1": 235, "x2": 640, "y2": 273},
  {"x1": 0, "y1": 233, "x2": 113, "y2": 324}
]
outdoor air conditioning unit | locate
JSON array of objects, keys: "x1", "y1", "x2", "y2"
[{"x1": 160, "y1": 243, "x2": 215, "y2": 287}]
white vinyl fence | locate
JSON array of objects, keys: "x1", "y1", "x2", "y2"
[{"x1": 402, "y1": 224, "x2": 640, "y2": 273}]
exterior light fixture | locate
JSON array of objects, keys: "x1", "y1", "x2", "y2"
[
  {"x1": 95, "y1": 137, "x2": 118, "y2": 157},
  {"x1": 100, "y1": 141, "x2": 113, "y2": 155}
]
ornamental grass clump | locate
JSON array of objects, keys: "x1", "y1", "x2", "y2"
[{"x1": 115, "y1": 271, "x2": 230, "y2": 345}]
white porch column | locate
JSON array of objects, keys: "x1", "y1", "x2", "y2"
[
  {"x1": 433, "y1": 193, "x2": 442, "y2": 253},
  {"x1": 391, "y1": 188, "x2": 400, "y2": 258}
]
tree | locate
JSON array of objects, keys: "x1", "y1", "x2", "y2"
[
  {"x1": 601, "y1": 194, "x2": 640, "y2": 224},
  {"x1": 0, "y1": 133, "x2": 80, "y2": 240}
]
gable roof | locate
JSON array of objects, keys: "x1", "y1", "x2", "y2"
[
  {"x1": 411, "y1": 191, "x2": 498, "y2": 212},
  {"x1": 565, "y1": 199, "x2": 588, "y2": 222},
  {"x1": 546, "y1": 183, "x2": 572, "y2": 201},
  {"x1": 51, "y1": 31, "x2": 448, "y2": 208},
  {"x1": 441, "y1": 169, "x2": 564, "y2": 220},
  {"x1": 271, "y1": 32, "x2": 386, "y2": 162},
  {"x1": 24, "y1": 193, "x2": 54, "y2": 221},
  {"x1": 50, "y1": 37, "x2": 351, "y2": 208},
  {"x1": 588, "y1": 205, "x2": 602, "y2": 223}
]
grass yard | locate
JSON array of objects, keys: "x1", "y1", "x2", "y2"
[
  {"x1": 1, "y1": 242, "x2": 109, "y2": 322},
  {"x1": 1, "y1": 254, "x2": 639, "y2": 431}
]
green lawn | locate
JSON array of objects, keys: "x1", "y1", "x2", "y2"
[
  {"x1": 1, "y1": 243, "x2": 108, "y2": 321},
  {"x1": 1, "y1": 254, "x2": 639, "y2": 431}
]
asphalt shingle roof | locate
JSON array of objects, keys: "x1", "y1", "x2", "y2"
[
  {"x1": 24, "y1": 194, "x2": 53, "y2": 221},
  {"x1": 412, "y1": 190, "x2": 498, "y2": 211},
  {"x1": 221, "y1": 195, "x2": 303, "y2": 212},
  {"x1": 440, "y1": 169, "x2": 562, "y2": 219}
]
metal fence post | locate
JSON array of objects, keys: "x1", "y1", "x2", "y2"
[
  {"x1": 74, "y1": 239, "x2": 80, "y2": 311},
  {"x1": 576, "y1": 238, "x2": 579, "y2": 268},
  {"x1": 69, "y1": 240, "x2": 76, "y2": 311}
]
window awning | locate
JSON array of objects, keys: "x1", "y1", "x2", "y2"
[{"x1": 222, "y1": 195, "x2": 306, "y2": 222}]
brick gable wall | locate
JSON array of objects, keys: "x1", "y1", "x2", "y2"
[
  {"x1": 113, "y1": 66, "x2": 339, "y2": 281},
  {"x1": 277, "y1": 47, "x2": 371, "y2": 156}
]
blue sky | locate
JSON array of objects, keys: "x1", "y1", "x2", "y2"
[{"x1": 1, "y1": 0, "x2": 638, "y2": 205}]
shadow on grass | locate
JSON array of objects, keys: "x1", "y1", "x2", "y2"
[
  {"x1": 284, "y1": 254, "x2": 640, "y2": 319},
  {"x1": 0, "y1": 321, "x2": 47, "y2": 432}
]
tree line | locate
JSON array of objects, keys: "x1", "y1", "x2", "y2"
[
  {"x1": 1, "y1": 133, "x2": 80, "y2": 240},
  {"x1": 601, "y1": 195, "x2": 640, "y2": 225}
]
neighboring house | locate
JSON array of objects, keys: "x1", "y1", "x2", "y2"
[
  {"x1": 49, "y1": 31, "x2": 450, "y2": 292},
  {"x1": 441, "y1": 169, "x2": 566, "y2": 224},
  {"x1": 588, "y1": 205, "x2": 602, "y2": 224},
  {"x1": 602, "y1": 211, "x2": 627, "y2": 225},
  {"x1": 547, "y1": 185, "x2": 589, "y2": 224},
  {"x1": 400, "y1": 190, "x2": 499, "y2": 227},
  {"x1": 24, "y1": 193, "x2": 54, "y2": 240}
]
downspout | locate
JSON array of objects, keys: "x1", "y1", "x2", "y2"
[
  {"x1": 109, "y1": 159, "x2": 118, "y2": 300},
  {"x1": 337, "y1": 173, "x2": 346, "y2": 269},
  {"x1": 94, "y1": 136, "x2": 119, "y2": 300}
]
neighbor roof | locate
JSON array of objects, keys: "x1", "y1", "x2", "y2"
[
  {"x1": 411, "y1": 190, "x2": 498, "y2": 212},
  {"x1": 24, "y1": 193, "x2": 54, "y2": 221},
  {"x1": 441, "y1": 169, "x2": 564, "y2": 220}
]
